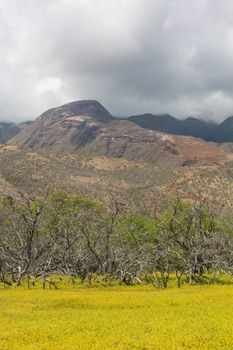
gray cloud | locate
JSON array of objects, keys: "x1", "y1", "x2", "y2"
[{"x1": 1, "y1": 0, "x2": 233, "y2": 122}]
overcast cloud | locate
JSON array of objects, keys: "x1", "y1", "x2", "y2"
[{"x1": 1, "y1": 0, "x2": 233, "y2": 122}]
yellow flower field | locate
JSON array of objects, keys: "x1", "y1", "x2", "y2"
[{"x1": 0, "y1": 285, "x2": 233, "y2": 350}]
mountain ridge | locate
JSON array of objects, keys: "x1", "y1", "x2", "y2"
[
  {"x1": 4, "y1": 101, "x2": 233, "y2": 144},
  {"x1": 129, "y1": 114, "x2": 219, "y2": 141},
  {"x1": 8, "y1": 100, "x2": 232, "y2": 166}
]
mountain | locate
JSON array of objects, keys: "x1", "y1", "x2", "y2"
[
  {"x1": 10, "y1": 100, "x2": 113, "y2": 150},
  {"x1": 179, "y1": 117, "x2": 217, "y2": 139},
  {"x1": 128, "y1": 113, "x2": 233, "y2": 144},
  {"x1": 128, "y1": 114, "x2": 180, "y2": 134},
  {"x1": 5, "y1": 103, "x2": 233, "y2": 146},
  {"x1": 0, "y1": 122, "x2": 20, "y2": 144},
  {"x1": 9, "y1": 100, "x2": 232, "y2": 166},
  {"x1": 210, "y1": 116, "x2": 233, "y2": 143},
  {"x1": 39, "y1": 99, "x2": 114, "y2": 123},
  {"x1": 0, "y1": 120, "x2": 33, "y2": 144},
  {"x1": 129, "y1": 114, "x2": 217, "y2": 140},
  {"x1": 18, "y1": 120, "x2": 33, "y2": 128}
]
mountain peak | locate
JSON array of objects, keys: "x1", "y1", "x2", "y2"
[{"x1": 40, "y1": 100, "x2": 114, "y2": 123}]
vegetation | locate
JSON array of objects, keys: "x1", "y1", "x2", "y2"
[
  {"x1": 1, "y1": 192, "x2": 233, "y2": 289},
  {"x1": 3, "y1": 146, "x2": 233, "y2": 214},
  {"x1": 1, "y1": 286, "x2": 233, "y2": 349},
  {"x1": 1, "y1": 192, "x2": 233, "y2": 349}
]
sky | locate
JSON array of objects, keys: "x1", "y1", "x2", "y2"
[{"x1": 1, "y1": 0, "x2": 233, "y2": 122}]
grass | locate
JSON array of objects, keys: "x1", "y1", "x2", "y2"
[{"x1": 1, "y1": 285, "x2": 233, "y2": 349}]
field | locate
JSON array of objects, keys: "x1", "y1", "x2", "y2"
[{"x1": 1, "y1": 286, "x2": 233, "y2": 349}]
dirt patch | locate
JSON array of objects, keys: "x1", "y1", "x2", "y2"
[
  {"x1": 85, "y1": 156, "x2": 144, "y2": 171},
  {"x1": 0, "y1": 145, "x2": 20, "y2": 152},
  {"x1": 70, "y1": 175, "x2": 100, "y2": 185}
]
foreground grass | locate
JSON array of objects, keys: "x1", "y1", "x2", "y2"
[{"x1": 1, "y1": 285, "x2": 233, "y2": 349}]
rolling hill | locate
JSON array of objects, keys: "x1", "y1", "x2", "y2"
[{"x1": 1, "y1": 144, "x2": 233, "y2": 213}]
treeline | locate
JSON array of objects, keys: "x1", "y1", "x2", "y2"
[{"x1": 0, "y1": 192, "x2": 233, "y2": 288}]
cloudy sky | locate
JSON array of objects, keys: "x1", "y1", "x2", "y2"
[{"x1": 1, "y1": 0, "x2": 233, "y2": 122}]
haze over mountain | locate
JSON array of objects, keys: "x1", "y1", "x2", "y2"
[{"x1": 8, "y1": 100, "x2": 232, "y2": 167}]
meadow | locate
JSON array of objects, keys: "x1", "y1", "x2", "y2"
[{"x1": 1, "y1": 285, "x2": 233, "y2": 350}]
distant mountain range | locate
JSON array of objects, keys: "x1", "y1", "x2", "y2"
[
  {"x1": 129, "y1": 114, "x2": 233, "y2": 142},
  {"x1": 7, "y1": 100, "x2": 232, "y2": 166}
]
